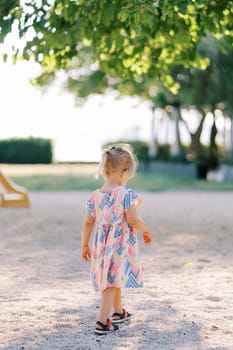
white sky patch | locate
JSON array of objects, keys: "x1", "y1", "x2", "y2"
[
  {"x1": 0, "y1": 58, "x2": 152, "y2": 161},
  {"x1": 0, "y1": 46, "x2": 230, "y2": 161}
]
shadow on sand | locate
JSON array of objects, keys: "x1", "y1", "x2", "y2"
[{"x1": 3, "y1": 296, "x2": 229, "y2": 350}]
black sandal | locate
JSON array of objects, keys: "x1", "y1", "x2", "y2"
[
  {"x1": 112, "y1": 309, "x2": 133, "y2": 323},
  {"x1": 95, "y1": 318, "x2": 119, "y2": 335}
]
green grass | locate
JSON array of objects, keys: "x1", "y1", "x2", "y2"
[
  {"x1": 129, "y1": 172, "x2": 233, "y2": 191},
  {"x1": 2, "y1": 163, "x2": 233, "y2": 192}
]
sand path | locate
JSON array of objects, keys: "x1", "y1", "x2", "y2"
[{"x1": 0, "y1": 191, "x2": 232, "y2": 350}]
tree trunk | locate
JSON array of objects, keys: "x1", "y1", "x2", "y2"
[
  {"x1": 148, "y1": 108, "x2": 157, "y2": 158},
  {"x1": 170, "y1": 106, "x2": 181, "y2": 156},
  {"x1": 210, "y1": 113, "x2": 218, "y2": 153},
  {"x1": 208, "y1": 112, "x2": 219, "y2": 169},
  {"x1": 190, "y1": 112, "x2": 207, "y2": 154},
  {"x1": 177, "y1": 108, "x2": 183, "y2": 149},
  {"x1": 164, "y1": 112, "x2": 170, "y2": 144},
  {"x1": 230, "y1": 116, "x2": 233, "y2": 160},
  {"x1": 223, "y1": 113, "x2": 227, "y2": 157}
]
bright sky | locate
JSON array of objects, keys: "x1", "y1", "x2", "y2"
[
  {"x1": 1, "y1": 57, "x2": 228, "y2": 163},
  {"x1": 0, "y1": 19, "x2": 229, "y2": 163},
  {"x1": 0, "y1": 57, "x2": 154, "y2": 162}
]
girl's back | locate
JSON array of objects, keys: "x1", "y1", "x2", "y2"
[{"x1": 87, "y1": 185, "x2": 140, "y2": 226}]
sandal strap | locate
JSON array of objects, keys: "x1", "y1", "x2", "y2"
[
  {"x1": 96, "y1": 318, "x2": 116, "y2": 331},
  {"x1": 112, "y1": 308, "x2": 128, "y2": 319},
  {"x1": 96, "y1": 320, "x2": 109, "y2": 330},
  {"x1": 112, "y1": 312, "x2": 123, "y2": 318}
]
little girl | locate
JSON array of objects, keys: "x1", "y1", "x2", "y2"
[{"x1": 81, "y1": 144, "x2": 152, "y2": 334}]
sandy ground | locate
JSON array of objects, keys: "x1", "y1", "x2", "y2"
[{"x1": 0, "y1": 191, "x2": 232, "y2": 350}]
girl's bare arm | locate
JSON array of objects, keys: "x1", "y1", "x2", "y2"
[
  {"x1": 125, "y1": 204, "x2": 151, "y2": 232},
  {"x1": 125, "y1": 205, "x2": 152, "y2": 244},
  {"x1": 81, "y1": 213, "x2": 95, "y2": 247}
]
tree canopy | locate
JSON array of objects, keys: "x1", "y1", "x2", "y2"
[{"x1": 1, "y1": 0, "x2": 233, "y2": 90}]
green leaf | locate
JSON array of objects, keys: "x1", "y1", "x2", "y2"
[
  {"x1": 117, "y1": 11, "x2": 129, "y2": 22},
  {"x1": 2, "y1": 53, "x2": 8, "y2": 62}
]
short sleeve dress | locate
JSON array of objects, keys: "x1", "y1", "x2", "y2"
[{"x1": 86, "y1": 186, "x2": 143, "y2": 291}]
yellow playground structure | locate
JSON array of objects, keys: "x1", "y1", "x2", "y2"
[{"x1": 0, "y1": 170, "x2": 30, "y2": 208}]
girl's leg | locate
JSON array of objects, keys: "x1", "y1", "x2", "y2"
[
  {"x1": 97, "y1": 287, "x2": 116, "y2": 327},
  {"x1": 113, "y1": 288, "x2": 123, "y2": 313},
  {"x1": 112, "y1": 288, "x2": 132, "y2": 322}
]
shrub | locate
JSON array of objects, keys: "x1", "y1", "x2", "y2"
[
  {"x1": 0, "y1": 137, "x2": 53, "y2": 164},
  {"x1": 155, "y1": 143, "x2": 170, "y2": 161}
]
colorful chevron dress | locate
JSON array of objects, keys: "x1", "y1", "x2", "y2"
[{"x1": 86, "y1": 186, "x2": 143, "y2": 291}]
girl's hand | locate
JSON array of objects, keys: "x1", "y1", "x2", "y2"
[
  {"x1": 143, "y1": 231, "x2": 152, "y2": 244},
  {"x1": 82, "y1": 245, "x2": 91, "y2": 261}
]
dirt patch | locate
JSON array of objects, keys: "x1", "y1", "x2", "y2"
[{"x1": 0, "y1": 191, "x2": 232, "y2": 350}]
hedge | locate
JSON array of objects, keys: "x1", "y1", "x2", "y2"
[{"x1": 0, "y1": 137, "x2": 53, "y2": 164}]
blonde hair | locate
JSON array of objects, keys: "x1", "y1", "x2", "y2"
[{"x1": 96, "y1": 143, "x2": 138, "y2": 179}]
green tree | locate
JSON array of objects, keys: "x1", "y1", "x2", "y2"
[
  {"x1": 164, "y1": 36, "x2": 233, "y2": 166},
  {"x1": 1, "y1": 1, "x2": 233, "y2": 89},
  {"x1": 67, "y1": 35, "x2": 233, "y2": 164}
]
